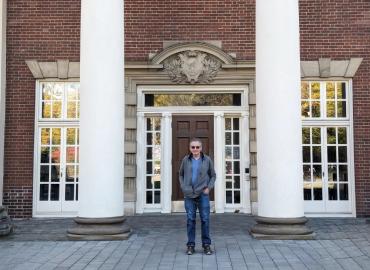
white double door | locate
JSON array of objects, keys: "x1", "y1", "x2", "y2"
[
  {"x1": 35, "y1": 126, "x2": 79, "y2": 216},
  {"x1": 303, "y1": 125, "x2": 354, "y2": 215}
]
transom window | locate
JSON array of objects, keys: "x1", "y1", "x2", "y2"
[{"x1": 301, "y1": 81, "x2": 348, "y2": 119}]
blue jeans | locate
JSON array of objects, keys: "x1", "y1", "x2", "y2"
[{"x1": 184, "y1": 193, "x2": 211, "y2": 247}]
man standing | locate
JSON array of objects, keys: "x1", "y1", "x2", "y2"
[{"x1": 179, "y1": 138, "x2": 216, "y2": 255}]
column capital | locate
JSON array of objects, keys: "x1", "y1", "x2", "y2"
[
  {"x1": 214, "y1": 111, "x2": 224, "y2": 118},
  {"x1": 162, "y1": 112, "x2": 172, "y2": 118},
  {"x1": 137, "y1": 112, "x2": 145, "y2": 118},
  {"x1": 241, "y1": 111, "x2": 249, "y2": 118}
]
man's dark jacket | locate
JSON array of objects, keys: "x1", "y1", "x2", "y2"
[{"x1": 179, "y1": 153, "x2": 216, "y2": 198}]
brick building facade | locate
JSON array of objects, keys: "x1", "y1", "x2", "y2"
[{"x1": 1, "y1": 0, "x2": 369, "y2": 218}]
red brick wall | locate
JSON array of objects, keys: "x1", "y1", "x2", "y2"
[
  {"x1": 4, "y1": 0, "x2": 370, "y2": 217},
  {"x1": 4, "y1": 1, "x2": 80, "y2": 218}
]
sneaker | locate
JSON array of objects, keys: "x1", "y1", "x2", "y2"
[
  {"x1": 203, "y1": 245, "x2": 212, "y2": 255},
  {"x1": 187, "y1": 246, "x2": 195, "y2": 255}
]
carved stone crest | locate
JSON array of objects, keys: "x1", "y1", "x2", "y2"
[{"x1": 163, "y1": 50, "x2": 222, "y2": 84}]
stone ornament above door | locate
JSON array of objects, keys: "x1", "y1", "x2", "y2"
[{"x1": 150, "y1": 42, "x2": 237, "y2": 84}]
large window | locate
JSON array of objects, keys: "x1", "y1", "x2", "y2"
[
  {"x1": 35, "y1": 82, "x2": 80, "y2": 214},
  {"x1": 301, "y1": 81, "x2": 352, "y2": 214}
]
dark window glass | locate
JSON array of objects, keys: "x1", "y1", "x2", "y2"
[
  {"x1": 76, "y1": 184, "x2": 78, "y2": 201},
  {"x1": 40, "y1": 166, "x2": 49, "y2": 182},
  {"x1": 233, "y1": 94, "x2": 241, "y2": 106},
  {"x1": 50, "y1": 184, "x2": 60, "y2": 201},
  {"x1": 145, "y1": 94, "x2": 154, "y2": 107},
  {"x1": 146, "y1": 176, "x2": 153, "y2": 189},
  {"x1": 233, "y1": 133, "x2": 239, "y2": 145},
  {"x1": 146, "y1": 147, "x2": 153, "y2": 160},
  {"x1": 154, "y1": 191, "x2": 160, "y2": 204},
  {"x1": 234, "y1": 176, "x2": 240, "y2": 189},
  {"x1": 233, "y1": 118, "x2": 240, "y2": 130},
  {"x1": 146, "y1": 162, "x2": 152, "y2": 174},
  {"x1": 65, "y1": 184, "x2": 74, "y2": 201},
  {"x1": 234, "y1": 161, "x2": 240, "y2": 174},
  {"x1": 226, "y1": 181, "x2": 232, "y2": 189},
  {"x1": 226, "y1": 191, "x2": 232, "y2": 204},
  {"x1": 313, "y1": 187, "x2": 322, "y2": 200},
  {"x1": 40, "y1": 184, "x2": 49, "y2": 201},
  {"x1": 328, "y1": 183, "x2": 338, "y2": 200},
  {"x1": 234, "y1": 191, "x2": 240, "y2": 204},
  {"x1": 339, "y1": 184, "x2": 348, "y2": 200},
  {"x1": 304, "y1": 186, "x2": 312, "y2": 200},
  {"x1": 146, "y1": 191, "x2": 153, "y2": 204}
]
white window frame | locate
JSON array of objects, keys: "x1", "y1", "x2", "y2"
[
  {"x1": 136, "y1": 85, "x2": 251, "y2": 214},
  {"x1": 33, "y1": 80, "x2": 80, "y2": 217},
  {"x1": 302, "y1": 79, "x2": 356, "y2": 217}
]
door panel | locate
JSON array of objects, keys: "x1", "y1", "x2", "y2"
[{"x1": 172, "y1": 115, "x2": 214, "y2": 201}]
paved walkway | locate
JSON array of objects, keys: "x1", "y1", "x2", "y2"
[{"x1": 0, "y1": 214, "x2": 370, "y2": 270}]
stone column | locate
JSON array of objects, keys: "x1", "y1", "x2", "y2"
[
  {"x1": 67, "y1": 0, "x2": 130, "y2": 240},
  {"x1": 251, "y1": 0, "x2": 314, "y2": 239},
  {"x1": 161, "y1": 112, "x2": 172, "y2": 213},
  {"x1": 214, "y1": 112, "x2": 225, "y2": 213}
]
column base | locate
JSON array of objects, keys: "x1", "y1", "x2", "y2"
[
  {"x1": 0, "y1": 206, "x2": 13, "y2": 236},
  {"x1": 250, "y1": 216, "x2": 315, "y2": 240},
  {"x1": 67, "y1": 216, "x2": 131, "y2": 240}
]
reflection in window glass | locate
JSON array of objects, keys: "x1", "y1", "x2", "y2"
[{"x1": 145, "y1": 93, "x2": 242, "y2": 107}]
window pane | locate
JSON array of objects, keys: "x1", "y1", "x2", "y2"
[
  {"x1": 50, "y1": 184, "x2": 60, "y2": 201},
  {"x1": 233, "y1": 118, "x2": 239, "y2": 130},
  {"x1": 41, "y1": 147, "x2": 50, "y2": 163},
  {"x1": 226, "y1": 161, "x2": 232, "y2": 174},
  {"x1": 327, "y1": 146, "x2": 337, "y2": 162},
  {"x1": 225, "y1": 146, "x2": 232, "y2": 159},
  {"x1": 338, "y1": 128, "x2": 347, "y2": 144},
  {"x1": 327, "y1": 128, "x2": 336, "y2": 144},
  {"x1": 313, "y1": 165, "x2": 322, "y2": 181},
  {"x1": 42, "y1": 102, "x2": 51, "y2": 118},
  {"x1": 66, "y1": 147, "x2": 76, "y2": 163},
  {"x1": 51, "y1": 165, "x2": 60, "y2": 182},
  {"x1": 301, "y1": 82, "x2": 309, "y2": 99},
  {"x1": 67, "y1": 102, "x2": 77, "y2": 118},
  {"x1": 146, "y1": 118, "x2": 153, "y2": 130},
  {"x1": 326, "y1": 101, "x2": 335, "y2": 117},
  {"x1": 146, "y1": 162, "x2": 152, "y2": 174},
  {"x1": 312, "y1": 146, "x2": 321, "y2": 162},
  {"x1": 146, "y1": 133, "x2": 152, "y2": 145},
  {"x1": 226, "y1": 191, "x2": 232, "y2": 204},
  {"x1": 234, "y1": 161, "x2": 240, "y2": 174},
  {"x1": 233, "y1": 147, "x2": 240, "y2": 159},
  {"x1": 146, "y1": 191, "x2": 153, "y2": 204},
  {"x1": 225, "y1": 132, "x2": 232, "y2": 145},
  {"x1": 328, "y1": 165, "x2": 337, "y2": 181},
  {"x1": 225, "y1": 118, "x2": 231, "y2": 130},
  {"x1": 304, "y1": 183, "x2": 312, "y2": 200},
  {"x1": 326, "y1": 82, "x2": 335, "y2": 99},
  {"x1": 234, "y1": 176, "x2": 240, "y2": 189},
  {"x1": 65, "y1": 184, "x2": 74, "y2": 201},
  {"x1": 312, "y1": 128, "x2": 321, "y2": 144},
  {"x1": 66, "y1": 128, "x2": 76, "y2": 145},
  {"x1": 66, "y1": 165, "x2": 75, "y2": 182},
  {"x1": 234, "y1": 191, "x2": 240, "y2": 204},
  {"x1": 226, "y1": 181, "x2": 232, "y2": 189},
  {"x1": 154, "y1": 191, "x2": 160, "y2": 204},
  {"x1": 328, "y1": 183, "x2": 338, "y2": 200},
  {"x1": 337, "y1": 82, "x2": 346, "y2": 99},
  {"x1": 302, "y1": 128, "x2": 310, "y2": 144},
  {"x1": 313, "y1": 183, "x2": 323, "y2": 201},
  {"x1": 51, "y1": 148, "x2": 59, "y2": 162},
  {"x1": 302, "y1": 146, "x2": 311, "y2": 162},
  {"x1": 40, "y1": 165, "x2": 49, "y2": 182},
  {"x1": 146, "y1": 147, "x2": 153, "y2": 160},
  {"x1": 337, "y1": 101, "x2": 346, "y2": 117},
  {"x1": 301, "y1": 101, "x2": 309, "y2": 117},
  {"x1": 40, "y1": 184, "x2": 49, "y2": 201},
  {"x1": 338, "y1": 146, "x2": 347, "y2": 162},
  {"x1": 311, "y1": 82, "x2": 320, "y2": 99},
  {"x1": 311, "y1": 102, "x2": 320, "y2": 117},
  {"x1": 41, "y1": 128, "x2": 50, "y2": 145},
  {"x1": 146, "y1": 176, "x2": 153, "y2": 189},
  {"x1": 303, "y1": 165, "x2": 311, "y2": 181},
  {"x1": 52, "y1": 128, "x2": 61, "y2": 145},
  {"x1": 149, "y1": 93, "x2": 241, "y2": 106},
  {"x1": 339, "y1": 165, "x2": 348, "y2": 182},
  {"x1": 339, "y1": 184, "x2": 348, "y2": 200},
  {"x1": 52, "y1": 101, "x2": 62, "y2": 118},
  {"x1": 233, "y1": 133, "x2": 239, "y2": 145}
]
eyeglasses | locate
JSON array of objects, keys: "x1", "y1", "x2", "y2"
[{"x1": 191, "y1": 146, "x2": 201, "y2": 149}]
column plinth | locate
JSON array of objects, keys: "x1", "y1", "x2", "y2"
[
  {"x1": 67, "y1": 216, "x2": 131, "y2": 240},
  {"x1": 0, "y1": 206, "x2": 12, "y2": 236}
]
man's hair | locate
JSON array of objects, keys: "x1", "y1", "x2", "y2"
[{"x1": 189, "y1": 137, "x2": 202, "y2": 146}]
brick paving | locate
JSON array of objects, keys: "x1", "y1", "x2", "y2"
[{"x1": 0, "y1": 214, "x2": 370, "y2": 269}]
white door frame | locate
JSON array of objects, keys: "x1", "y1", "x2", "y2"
[{"x1": 135, "y1": 85, "x2": 251, "y2": 214}]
